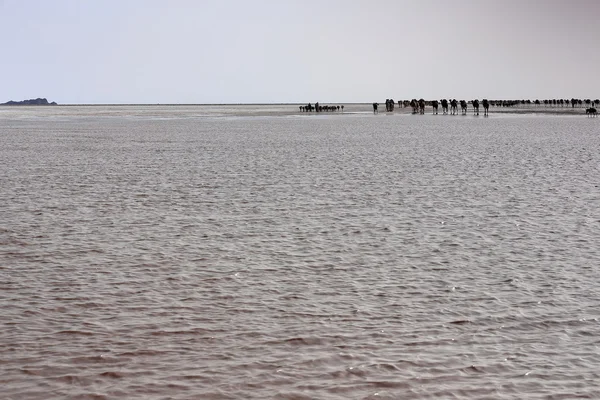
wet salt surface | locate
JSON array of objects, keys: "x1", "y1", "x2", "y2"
[{"x1": 1, "y1": 105, "x2": 600, "y2": 399}]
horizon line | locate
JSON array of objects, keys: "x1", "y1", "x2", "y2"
[{"x1": 3, "y1": 98, "x2": 599, "y2": 107}]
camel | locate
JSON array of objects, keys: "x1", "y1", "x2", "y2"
[
  {"x1": 586, "y1": 107, "x2": 597, "y2": 117},
  {"x1": 373, "y1": 103, "x2": 379, "y2": 113},
  {"x1": 440, "y1": 99, "x2": 448, "y2": 114},
  {"x1": 472, "y1": 99, "x2": 480, "y2": 116},
  {"x1": 482, "y1": 99, "x2": 489, "y2": 116},
  {"x1": 432, "y1": 100, "x2": 439, "y2": 114},
  {"x1": 418, "y1": 99, "x2": 425, "y2": 114},
  {"x1": 385, "y1": 98, "x2": 395, "y2": 112},
  {"x1": 460, "y1": 100, "x2": 467, "y2": 115},
  {"x1": 450, "y1": 99, "x2": 458, "y2": 115},
  {"x1": 410, "y1": 99, "x2": 419, "y2": 114}
]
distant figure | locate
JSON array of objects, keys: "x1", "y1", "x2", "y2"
[
  {"x1": 460, "y1": 100, "x2": 468, "y2": 115},
  {"x1": 450, "y1": 99, "x2": 458, "y2": 115},
  {"x1": 410, "y1": 99, "x2": 418, "y2": 114},
  {"x1": 418, "y1": 98, "x2": 425, "y2": 114},
  {"x1": 432, "y1": 100, "x2": 439, "y2": 114},
  {"x1": 385, "y1": 98, "x2": 395, "y2": 112},
  {"x1": 441, "y1": 99, "x2": 449, "y2": 115},
  {"x1": 315, "y1": 102, "x2": 320, "y2": 112},
  {"x1": 472, "y1": 99, "x2": 480, "y2": 116},
  {"x1": 341, "y1": 105, "x2": 344, "y2": 112},
  {"x1": 373, "y1": 103, "x2": 379, "y2": 113},
  {"x1": 586, "y1": 107, "x2": 597, "y2": 117},
  {"x1": 482, "y1": 99, "x2": 490, "y2": 116},
  {"x1": 307, "y1": 103, "x2": 313, "y2": 112}
]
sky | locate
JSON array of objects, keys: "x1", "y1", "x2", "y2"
[{"x1": 1, "y1": 0, "x2": 599, "y2": 104}]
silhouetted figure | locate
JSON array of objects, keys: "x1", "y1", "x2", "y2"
[
  {"x1": 410, "y1": 99, "x2": 418, "y2": 114},
  {"x1": 432, "y1": 100, "x2": 439, "y2": 114},
  {"x1": 450, "y1": 99, "x2": 458, "y2": 115},
  {"x1": 472, "y1": 99, "x2": 480, "y2": 116},
  {"x1": 482, "y1": 99, "x2": 490, "y2": 116},
  {"x1": 373, "y1": 103, "x2": 378, "y2": 113},
  {"x1": 586, "y1": 107, "x2": 597, "y2": 117},
  {"x1": 460, "y1": 100, "x2": 467, "y2": 115},
  {"x1": 385, "y1": 99, "x2": 395, "y2": 112},
  {"x1": 441, "y1": 99, "x2": 449, "y2": 115},
  {"x1": 341, "y1": 105, "x2": 344, "y2": 112},
  {"x1": 418, "y1": 99, "x2": 425, "y2": 114}
]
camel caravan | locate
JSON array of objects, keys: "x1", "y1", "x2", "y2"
[
  {"x1": 376, "y1": 97, "x2": 600, "y2": 117},
  {"x1": 393, "y1": 98, "x2": 491, "y2": 116},
  {"x1": 369, "y1": 98, "x2": 490, "y2": 116},
  {"x1": 298, "y1": 98, "x2": 598, "y2": 116},
  {"x1": 299, "y1": 102, "x2": 344, "y2": 112}
]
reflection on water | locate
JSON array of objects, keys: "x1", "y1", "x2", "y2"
[{"x1": 1, "y1": 106, "x2": 600, "y2": 399}]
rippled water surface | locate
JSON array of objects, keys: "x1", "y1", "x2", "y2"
[{"x1": 2, "y1": 105, "x2": 600, "y2": 399}]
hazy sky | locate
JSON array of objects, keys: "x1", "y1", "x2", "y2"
[{"x1": 1, "y1": 0, "x2": 599, "y2": 104}]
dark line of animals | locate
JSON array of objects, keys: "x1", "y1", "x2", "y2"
[
  {"x1": 299, "y1": 102, "x2": 343, "y2": 112},
  {"x1": 299, "y1": 98, "x2": 599, "y2": 117},
  {"x1": 375, "y1": 98, "x2": 490, "y2": 116},
  {"x1": 374, "y1": 98, "x2": 598, "y2": 117}
]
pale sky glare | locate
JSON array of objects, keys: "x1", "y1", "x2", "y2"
[{"x1": 1, "y1": 0, "x2": 599, "y2": 104}]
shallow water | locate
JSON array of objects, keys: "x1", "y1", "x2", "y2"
[{"x1": 2, "y1": 106, "x2": 600, "y2": 399}]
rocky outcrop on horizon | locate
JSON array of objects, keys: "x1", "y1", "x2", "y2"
[{"x1": 2, "y1": 98, "x2": 57, "y2": 105}]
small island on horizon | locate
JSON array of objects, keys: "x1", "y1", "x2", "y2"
[{"x1": 1, "y1": 98, "x2": 57, "y2": 106}]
